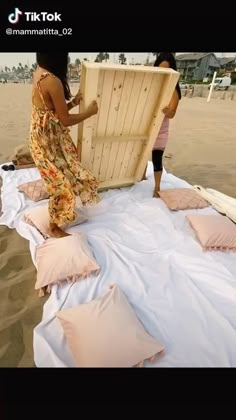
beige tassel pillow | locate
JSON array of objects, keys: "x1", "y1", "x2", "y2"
[
  {"x1": 57, "y1": 284, "x2": 164, "y2": 367},
  {"x1": 187, "y1": 214, "x2": 236, "y2": 251},
  {"x1": 35, "y1": 233, "x2": 100, "y2": 290},
  {"x1": 18, "y1": 179, "x2": 49, "y2": 202},
  {"x1": 159, "y1": 188, "x2": 209, "y2": 210}
]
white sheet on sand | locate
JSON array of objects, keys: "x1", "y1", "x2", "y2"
[{"x1": 1, "y1": 163, "x2": 236, "y2": 367}]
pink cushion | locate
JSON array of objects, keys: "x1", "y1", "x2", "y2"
[
  {"x1": 18, "y1": 179, "x2": 49, "y2": 202},
  {"x1": 57, "y1": 284, "x2": 164, "y2": 367},
  {"x1": 187, "y1": 214, "x2": 236, "y2": 251},
  {"x1": 24, "y1": 205, "x2": 87, "y2": 239},
  {"x1": 159, "y1": 188, "x2": 209, "y2": 210},
  {"x1": 35, "y1": 233, "x2": 100, "y2": 290}
]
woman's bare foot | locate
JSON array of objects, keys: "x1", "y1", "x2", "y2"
[
  {"x1": 49, "y1": 223, "x2": 70, "y2": 238},
  {"x1": 153, "y1": 189, "x2": 160, "y2": 198}
]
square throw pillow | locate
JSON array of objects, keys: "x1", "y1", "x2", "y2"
[
  {"x1": 24, "y1": 203, "x2": 87, "y2": 239},
  {"x1": 187, "y1": 214, "x2": 236, "y2": 251},
  {"x1": 18, "y1": 179, "x2": 49, "y2": 202},
  {"x1": 35, "y1": 233, "x2": 100, "y2": 290},
  {"x1": 158, "y1": 188, "x2": 209, "y2": 211},
  {"x1": 57, "y1": 284, "x2": 164, "y2": 367}
]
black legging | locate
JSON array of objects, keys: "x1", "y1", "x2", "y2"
[{"x1": 152, "y1": 149, "x2": 164, "y2": 172}]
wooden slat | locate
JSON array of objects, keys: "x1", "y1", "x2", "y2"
[
  {"x1": 126, "y1": 141, "x2": 144, "y2": 178},
  {"x1": 94, "y1": 70, "x2": 105, "y2": 136},
  {"x1": 99, "y1": 70, "x2": 126, "y2": 181},
  {"x1": 92, "y1": 70, "x2": 115, "y2": 178},
  {"x1": 138, "y1": 73, "x2": 164, "y2": 135},
  {"x1": 77, "y1": 65, "x2": 86, "y2": 160},
  {"x1": 106, "y1": 72, "x2": 136, "y2": 180},
  {"x1": 93, "y1": 135, "x2": 147, "y2": 144},
  {"x1": 135, "y1": 72, "x2": 179, "y2": 180},
  {"x1": 98, "y1": 177, "x2": 136, "y2": 191},
  {"x1": 83, "y1": 61, "x2": 178, "y2": 76},
  {"x1": 114, "y1": 72, "x2": 145, "y2": 179},
  {"x1": 77, "y1": 64, "x2": 99, "y2": 170},
  {"x1": 125, "y1": 73, "x2": 154, "y2": 177},
  {"x1": 90, "y1": 70, "x2": 105, "y2": 170},
  {"x1": 131, "y1": 73, "x2": 154, "y2": 135}
]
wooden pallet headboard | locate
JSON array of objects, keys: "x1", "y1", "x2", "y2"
[{"x1": 77, "y1": 62, "x2": 179, "y2": 190}]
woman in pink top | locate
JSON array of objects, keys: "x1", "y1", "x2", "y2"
[{"x1": 152, "y1": 53, "x2": 181, "y2": 197}]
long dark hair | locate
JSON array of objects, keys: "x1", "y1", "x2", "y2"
[
  {"x1": 36, "y1": 52, "x2": 72, "y2": 100},
  {"x1": 154, "y1": 52, "x2": 181, "y2": 99}
]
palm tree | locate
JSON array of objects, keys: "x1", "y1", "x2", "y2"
[
  {"x1": 119, "y1": 53, "x2": 126, "y2": 65},
  {"x1": 95, "y1": 53, "x2": 105, "y2": 63},
  {"x1": 104, "y1": 52, "x2": 109, "y2": 62},
  {"x1": 17, "y1": 63, "x2": 23, "y2": 74}
]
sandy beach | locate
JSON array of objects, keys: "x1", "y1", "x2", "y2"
[{"x1": 0, "y1": 83, "x2": 236, "y2": 367}]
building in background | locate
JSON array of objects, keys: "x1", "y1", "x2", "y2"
[
  {"x1": 176, "y1": 53, "x2": 220, "y2": 81},
  {"x1": 219, "y1": 56, "x2": 236, "y2": 72}
]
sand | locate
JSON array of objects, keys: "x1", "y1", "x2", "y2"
[{"x1": 0, "y1": 84, "x2": 236, "y2": 367}]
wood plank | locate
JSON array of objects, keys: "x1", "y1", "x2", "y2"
[
  {"x1": 131, "y1": 73, "x2": 154, "y2": 135},
  {"x1": 93, "y1": 135, "x2": 147, "y2": 144},
  {"x1": 126, "y1": 141, "x2": 144, "y2": 178},
  {"x1": 98, "y1": 177, "x2": 136, "y2": 191},
  {"x1": 137, "y1": 73, "x2": 164, "y2": 135},
  {"x1": 92, "y1": 70, "x2": 115, "y2": 178},
  {"x1": 109, "y1": 72, "x2": 138, "y2": 180},
  {"x1": 89, "y1": 70, "x2": 105, "y2": 170},
  {"x1": 125, "y1": 73, "x2": 154, "y2": 177},
  {"x1": 77, "y1": 64, "x2": 99, "y2": 170},
  {"x1": 113, "y1": 72, "x2": 145, "y2": 179},
  {"x1": 77, "y1": 65, "x2": 86, "y2": 160},
  {"x1": 106, "y1": 72, "x2": 136, "y2": 180},
  {"x1": 135, "y1": 72, "x2": 179, "y2": 180},
  {"x1": 83, "y1": 62, "x2": 178, "y2": 76},
  {"x1": 99, "y1": 70, "x2": 126, "y2": 181}
]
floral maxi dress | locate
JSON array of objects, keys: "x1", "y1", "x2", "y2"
[{"x1": 29, "y1": 72, "x2": 100, "y2": 227}]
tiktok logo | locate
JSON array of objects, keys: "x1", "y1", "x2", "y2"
[{"x1": 8, "y1": 7, "x2": 23, "y2": 24}]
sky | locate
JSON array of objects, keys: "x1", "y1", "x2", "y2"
[{"x1": 0, "y1": 52, "x2": 235, "y2": 68}]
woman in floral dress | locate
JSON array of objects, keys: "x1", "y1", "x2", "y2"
[{"x1": 30, "y1": 53, "x2": 99, "y2": 238}]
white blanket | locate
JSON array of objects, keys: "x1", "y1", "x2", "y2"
[{"x1": 1, "y1": 163, "x2": 236, "y2": 367}]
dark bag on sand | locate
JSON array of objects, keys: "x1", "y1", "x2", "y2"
[{"x1": 11, "y1": 144, "x2": 36, "y2": 169}]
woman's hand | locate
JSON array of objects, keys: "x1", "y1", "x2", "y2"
[
  {"x1": 162, "y1": 106, "x2": 175, "y2": 119},
  {"x1": 86, "y1": 100, "x2": 98, "y2": 117},
  {"x1": 73, "y1": 90, "x2": 83, "y2": 106}
]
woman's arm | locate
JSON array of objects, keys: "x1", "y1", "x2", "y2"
[
  {"x1": 162, "y1": 89, "x2": 180, "y2": 119},
  {"x1": 67, "y1": 91, "x2": 82, "y2": 111},
  {"x1": 67, "y1": 100, "x2": 76, "y2": 111},
  {"x1": 48, "y1": 77, "x2": 97, "y2": 126}
]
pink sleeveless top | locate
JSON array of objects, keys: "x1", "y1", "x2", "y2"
[{"x1": 153, "y1": 116, "x2": 169, "y2": 150}]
